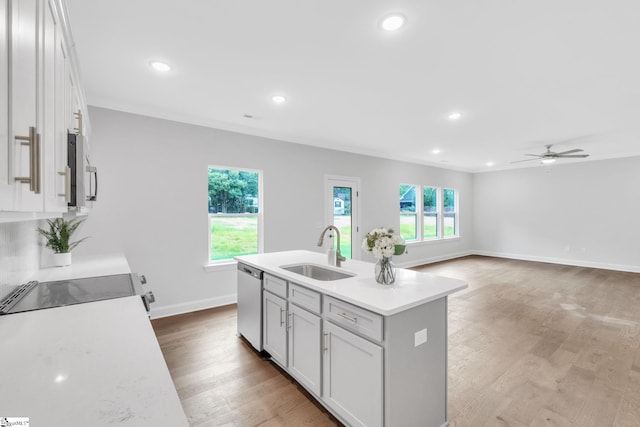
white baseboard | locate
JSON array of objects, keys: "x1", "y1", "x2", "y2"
[
  {"x1": 396, "y1": 250, "x2": 475, "y2": 269},
  {"x1": 473, "y1": 250, "x2": 640, "y2": 273},
  {"x1": 150, "y1": 294, "x2": 237, "y2": 319}
]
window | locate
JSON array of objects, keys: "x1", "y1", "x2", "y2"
[
  {"x1": 208, "y1": 167, "x2": 262, "y2": 262},
  {"x1": 399, "y1": 185, "x2": 417, "y2": 241},
  {"x1": 443, "y1": 188, "x2": 458, "y2": 237},
  {"x1": 399, "y1": 184, "x2": 458, "y2": 242}
]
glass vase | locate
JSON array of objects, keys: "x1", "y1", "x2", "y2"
[{"x1": 375, "y1": 256, "x2": 396, "y2": 285}]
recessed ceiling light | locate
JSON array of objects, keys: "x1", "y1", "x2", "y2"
[
  {"x1": 448, "y1": 112, "x2": 462, "y2": 121},
  {"x1": 380, "y1": 14, "x2": 406, "y2": 31},
  {"x1": 541, "y1": 158, "x2": 556, "y2": 164},
  {"x1": 486, "y1": 161, "x2": 495, "y2": 167},
  {"x1": 149, "y1": 61, "x2": 171, "y2": 72},
  {"x1": 432, "y1": 149, "x2": 441, "y2": 154},
  {"x1": 272, "y1": 95, "x2": 286, "y2": 104}
]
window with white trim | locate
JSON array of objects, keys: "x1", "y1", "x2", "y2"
[
  {"x1": 208, "y1": 167, "x2": 263, "y2": 262},
  {"x1": 399, "y1": 184, "x2": 459, "y2": 242}
]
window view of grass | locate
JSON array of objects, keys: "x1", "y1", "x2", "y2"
[
  {"x1": 444, "y1": 214, "x2": 456, "y2": 237},
  {"x1": 424, "y1": 214, "x2": 438, "y2": 239},
  {"x1": 208, "y1": 167, "x2": 260, "y2": 261},
  {"x1": 400, "y1": 214, "x2": 417, "y2": 240},
  {"x1": 333, "y1": 217, "x2": 352, "y2": 259},
  {"x1": 210, "y1": 216, "x2": 258, "y2": 261},
  {"x1": 401, "y1": 214, "x2": 454, "y2": 240}
]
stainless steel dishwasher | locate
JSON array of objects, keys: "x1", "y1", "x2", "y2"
[{"x1": 237, "y1": 262, "x2": 263, "y2": 351}]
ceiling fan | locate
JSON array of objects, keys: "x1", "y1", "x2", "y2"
[{"x1": 512, "y1": 144, "x2": 590, "y2": 164}]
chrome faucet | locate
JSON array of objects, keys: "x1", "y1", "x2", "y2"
[{"x1": 317, "y1": 225, "x2": 346, "y2": 267}]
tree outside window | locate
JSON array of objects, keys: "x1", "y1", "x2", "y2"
[
  {"x1": 399, "y1": 184, "x2": 458, "y2": 242},
  {"x1": 208, "y1": 167, "x2": 262, "y2": 261}
]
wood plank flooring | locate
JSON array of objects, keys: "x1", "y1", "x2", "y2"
[{"x1": 151, "y1": 256, "x2": 640, "y2": 426}]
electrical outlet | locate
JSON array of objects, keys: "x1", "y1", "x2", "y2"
[{"x1": 414, "y1": 328, "x2": 427, "y2": 347}]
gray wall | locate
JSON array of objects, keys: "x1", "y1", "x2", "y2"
[
  {"x1": 473, "y1": 157, "x2": 640, "y2": 271},
  {"x1": 76, "y1": 107, "x2": 474, "y2": 317},
  {"x1": 4, "y1": 107, "x2": 639, "y2": 316}
]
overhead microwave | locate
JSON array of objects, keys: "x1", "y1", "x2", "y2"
[{"x1": 67, "y1": 132, "x2": 97, "y2": 209}]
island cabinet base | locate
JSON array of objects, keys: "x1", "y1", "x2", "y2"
[
  {"x1": 238, "y1": 250, "x2": 467, "y2": 427},
  {"x1": 384, "y1": 297, "x2": 448, "y2": 427}
]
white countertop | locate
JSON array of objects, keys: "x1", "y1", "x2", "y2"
[
  {"x1": 0, "y1": 296, "x2": 188, "y2": 426},
  {"x1": 32, "y1": 253, "x2": 132, "y2": 282},
  {"x1": 0, "y1": 254, "x2": 188, "y2": 426},
  {"x1": 235, "y1": 250, "x2": 468, "y2": 316}
]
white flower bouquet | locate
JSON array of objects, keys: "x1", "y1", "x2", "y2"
[
  {"x1": 361, "y1": 227, "x2": 407, "y2": 259},
  {"x1": 362, "y1": 228, "x2": 406, "y2": 285}
]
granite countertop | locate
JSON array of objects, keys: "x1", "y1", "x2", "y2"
[
  {"x1": 235, "y1": 250, "x2": 468, "y2": 316},
  {"x1": 0, "y1": 254, "x2": 188, "y2": 426}
]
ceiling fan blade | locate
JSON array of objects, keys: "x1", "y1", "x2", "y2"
[
  {"x1": 510, "y1": 158, "x2": 539, "y2": 164},
  {"x1": 524, "y1": 154, "x2": 543, "y2": 157},
  {"x1": 554, "y1": 149, "x2": 583, "y2": 155},
  {"x1": 556, "y1": 154, "x2": 590, "y2": 158}
]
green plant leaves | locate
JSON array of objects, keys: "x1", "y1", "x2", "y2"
[{"x1": 36, "y1": 218, "x2": 89, "y2": 254}]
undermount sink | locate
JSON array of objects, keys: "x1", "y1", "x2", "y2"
[{"x1": 280, "y1": 264, "x2": 355, "y2": 281}]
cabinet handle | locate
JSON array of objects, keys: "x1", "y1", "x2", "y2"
[
  {"x1": 86, "y1": 165, "x2": 98, "y2": 201},
  {"x1": 73, "y1": 110, "x2": 83, "y2": 135},
  {"x1": 57, "y1": 166, "x2": 71, "y2": 202},
  {"x1": 14, "y1": 127, "x2": 40, "y2": 193},
  {"x1": 337, "y1": 312, "x2": 358, "y2": 323},
  {"x1": 323, "y1": 332, "x2": 329, "y2": 352},
  {"x1": 279, "y1": 307, "x2": 285, "y2": 327},
  {"x1": 288, "y1": 312, "x2": 293, "y2": 330}
]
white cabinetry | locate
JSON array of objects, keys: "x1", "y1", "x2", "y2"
[
  {"x1": 262, "y1": 289, "x2": 287, "y2": 367},
  {"x1": 323, "y1": 321, "x2": 383, "y2": 427},
  {"x1": 288, "y1": 290, "x2": 321, "y2": 396},
  {"x1": 6, "y1": 0, "x2": 42, "y2": 212},
  {"x1": 42, "y1": 0, "x2": 70, "y2": 212},
  {"x1": 262, "y1": 277, "x2": 323, "y2": 397},
  {"x1": 0, "y1": 0, "x2": 8, "y2": 207},
  {"x1": 1, "y1": 0, "x2": 88, "y2": 218}
]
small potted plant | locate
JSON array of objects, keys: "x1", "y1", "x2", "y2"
[{"x1": 37, "y1": 217, "x2": 89, "y2": 267}]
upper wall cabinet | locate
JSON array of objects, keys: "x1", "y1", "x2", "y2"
[
  {"x1": 0, "y1": 0, "x2": 89, "y2": 220},
  {"x1": 0, "y1": 1, "x2": 9, "y2": 210}
]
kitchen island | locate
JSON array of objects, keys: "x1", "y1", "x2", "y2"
[
  {"x1": 235, "y1": 250, "x2": 468, "y2": 427},
  {"x1": 0, "y1": 255, "x2": 188, "y2": 426}
]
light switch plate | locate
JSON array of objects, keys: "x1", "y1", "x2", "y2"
[{"x1": 414, "y1": 328, "x2": 427, "y2": 347}]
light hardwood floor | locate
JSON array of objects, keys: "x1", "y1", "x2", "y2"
[{"x1": 152, "y1": 256, "x2": 640, "y2": 426}]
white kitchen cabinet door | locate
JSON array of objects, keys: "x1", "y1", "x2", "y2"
[
  {"x1": 0, "y1": 0, "x2": 10, "y2": 208},
  {"x1": 288, "y1": 303, "x2": 321, "y2": 396},
  {"x1": 41, "y1": 0, "x2": 68, "y2": 212},
  {"x1": 263, "y1": 291, "x2": 287, "y2": 367},
  {"x1": 323, "y1": 321, "x2": 383, "y2": 427},
  {"x1": 9, "y1": 0, "x2": 43, "y2": 211}
]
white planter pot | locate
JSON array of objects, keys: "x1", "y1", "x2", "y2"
[{"x1": 53, "y1": 252, "x2": 72, "y2": 267}]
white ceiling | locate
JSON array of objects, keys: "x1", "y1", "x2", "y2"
[{"x1": 65, "y1": 0, "x2": 640, "y2": 172}]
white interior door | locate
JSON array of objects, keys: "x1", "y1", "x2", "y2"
[{"x1": 324, "y1": 175, "x2": 360, "y2": 260}]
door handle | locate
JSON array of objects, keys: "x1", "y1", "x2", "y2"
[
  {"x1": 57, "y1": 166, "x2": 71, "y2": 202},
  {"x1": 73, "y1": 110, "x2": 83, "y2": 135},
  {"x1": 14, "y1": 127, "x2": 41, "y2": 193},
  {"x1": 337, "y1": 312, "x2": 358, "y2": 323}
]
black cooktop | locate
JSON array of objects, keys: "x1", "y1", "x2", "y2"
[{"x1": 0, "y1": 274, "x2": 138, "y2": 315}]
